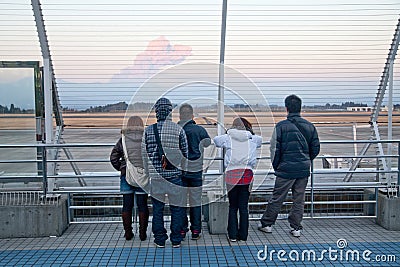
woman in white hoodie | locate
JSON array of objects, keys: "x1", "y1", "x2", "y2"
[{"x1": 213, "y1": 117, "x2": 262, "y2": 242}]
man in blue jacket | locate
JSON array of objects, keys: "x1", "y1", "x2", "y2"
[
  {"x1": 178, "y1": 103, "x2": 211, "y2": 240},
  {"x1": 259, "y1": 95, "x2": 320, "y2": 237}
]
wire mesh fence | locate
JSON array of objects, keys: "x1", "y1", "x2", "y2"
[{"x1": 0, "y1": 191, "x2": 60, "y2": 206}]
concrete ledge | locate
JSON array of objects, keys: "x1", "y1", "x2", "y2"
[
  {"x1": 376, "y1": 192, "x2": 400, "y2": 231},
  {"x1": 363, "y1": 188, "x2": 376, "y2": 216},
  {"x1": 207, "y1": 200, "x2": 228, "y2": 234},
  {"x1": 0, "y1": 195, "x2": 69, "y2": 238}
]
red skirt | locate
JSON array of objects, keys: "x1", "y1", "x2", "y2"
[{"x1": 225, "y1": 169, "x2": 253, "y2": 185}]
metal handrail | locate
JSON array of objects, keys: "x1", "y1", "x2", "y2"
[{"x1": 0, "y1": 139, "x2": 399, "y2": 223}]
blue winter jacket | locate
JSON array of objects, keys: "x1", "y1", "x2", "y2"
[
  {"x1": 178, "y1": 119, "x2": 211, "y2": 178},
  {"x1": 270, "y1": 113, "x2": 320, "y2": 179}
]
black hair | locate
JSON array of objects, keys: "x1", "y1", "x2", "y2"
[
  {"x1": 179, "y1": 103, "x2": 193, "y2": 121},
  {"x1": 285, "y1": 94, "x2": 302, "y2": 113}
]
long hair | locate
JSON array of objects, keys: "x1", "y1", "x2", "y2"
[
  {"x1": 121, "y1": 116, "x2": 144, "y2": 133},
  {"x1": 231, "y1": 117, "x2": 254, "y2": 135},
  {"x1": 127, "y1": 116, "x2": 144, "y2": 127}
]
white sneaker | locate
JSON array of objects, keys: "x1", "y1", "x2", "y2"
[
  {"x1": 258, "y1": 225, "x2": 272, "y2": 233},
  {"x1": 290, "y1": 228, "x2": 301, "y2": 237}
]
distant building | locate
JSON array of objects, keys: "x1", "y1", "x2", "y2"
[
  {"x1": 380, "y1": 106, "x2": 396, "y2": 112},
  {"x1": 346, "y1": 106, "x2": 372, "y2": 112}
]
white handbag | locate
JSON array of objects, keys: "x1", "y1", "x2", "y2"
[
  {"x1": 122, "y1": 135, "x2": 149, "y2": 189},
  {"x1": 126, "y1": 160, "x2": 149, "y2": 188}
]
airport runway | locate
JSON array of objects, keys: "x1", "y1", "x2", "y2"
[{"x1": 1, "y1": 123, "x2": 399, "y2": 189}]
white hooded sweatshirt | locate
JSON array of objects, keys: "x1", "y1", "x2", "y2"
[{"x1": 213, "y1": 129, "x2": 262, "y2": 171}]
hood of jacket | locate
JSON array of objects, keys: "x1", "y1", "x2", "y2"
[
  {"x1": 227, "y1": 128, "x2": 252, "y2": 142},
  {"x1": 121, "y1": 125, "x2": 144, "y2": 135},
  {"x1": 154, "y1": 98, "x2": 173, "y2": 121}
]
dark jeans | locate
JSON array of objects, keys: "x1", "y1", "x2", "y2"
[
  {"x1": 227, "y1": 184, "x2": 250, "y2": 241},
  {"x1": 182, "y1": 177, "x2": 202, "y2": 233},
  {"x1": 151, "y1": 177, "x2": 184, "y2": 245},
  {"x1": 260, "y1": 176, "x2": 308, "y2": 230},
  {"x1": 122, "y1": 193, "x2": 149, "y2": 213}
]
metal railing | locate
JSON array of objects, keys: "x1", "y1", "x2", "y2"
[{"x1": 0, "y1": 140, "x2": 399, "y2": 223}]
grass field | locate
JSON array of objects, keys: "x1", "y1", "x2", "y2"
[{"x1": 1, "y1": 111, "x2": 399, "y2": 130}]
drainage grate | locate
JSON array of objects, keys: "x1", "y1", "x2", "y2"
[{"x1": 0, "y1": 191, "x2": 61, "y2": 206}]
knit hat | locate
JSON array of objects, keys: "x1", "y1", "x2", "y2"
[{"x1": 154, "y1": 97, "x2": 173, "y2": 121}]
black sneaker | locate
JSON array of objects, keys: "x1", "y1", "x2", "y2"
[
  {"x1": 154, "y1": 241, "x2": 165, "y2": 248},
  {"x1": 172, "y1": 242, "x2": 181, "y2": 248},
  {"x1": 191, "y1": 231, "x2": 201, "y2": 240}
]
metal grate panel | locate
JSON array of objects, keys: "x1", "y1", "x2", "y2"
[{"x1": 0, "y1": 191, "x2": 60, "y2": 206}]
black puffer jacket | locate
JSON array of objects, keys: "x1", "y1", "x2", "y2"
[
  {"x1": 270, "y1": 113, "x2": 320, "y2": 179},
  {"x1": 110, "y1": 138, "x2": 126, "y2": 176}
]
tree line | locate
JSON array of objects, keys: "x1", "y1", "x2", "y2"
[{"x1": 0, "y1": 104, "x2": 34, "y2": 114}]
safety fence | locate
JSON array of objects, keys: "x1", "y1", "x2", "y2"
[{"x1": 0, "y1": 140, "x2": 399, "y2": 223}]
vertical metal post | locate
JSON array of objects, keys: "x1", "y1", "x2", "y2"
[
  {"x1": 67, "y1": 193, "x2": 71, "y2": 224},
  {"x1": 218, "y1": 0, "x2": 227, "y2": 137},
  {"x1": 44, "y1": 58, "x2": 55, "y2": 192},
  {"x1": 218, "y1": 0, "x2": 228, "y2": 198},
  {"x1": 352, "y1": 123, "x2": 358, "y2": 157},
  {"x1": 32, "y1": 0, "x2": 56, "y2": 191},
  {"x1": 34, "y1": 63, "x2": 44, "y2": 174},
  {"x1": 387, "y1": 60, "x2": 394, "y2": 185},
  {"x1": 43, "y1": 58, "x2": 53, "y2": 144},
  {"x1": 397, "y1": 142, "x2": 400, "y2": 196},
  {"x1": 41, "y1": 145, "x2": 48, "y2": 196},
  {"x1": 310, "y1": 160, "x2": 314, "y2": 218},
  {"x1": 374, "y1": 187, "x2": 378, "y2": 217}
]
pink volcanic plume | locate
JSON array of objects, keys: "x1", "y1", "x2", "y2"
[{"x1": 115, "y1": 36, "x2": 192, "y2": 81}]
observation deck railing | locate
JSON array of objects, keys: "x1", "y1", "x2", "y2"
[{"x1": 0, "y1": 140, "x2": 399, "y2": 223}]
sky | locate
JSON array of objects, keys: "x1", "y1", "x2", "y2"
[{"x1": 0, "y1": 0, "x2": 400, "y2": 109}]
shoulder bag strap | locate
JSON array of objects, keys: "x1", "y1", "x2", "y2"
[
  {"x1": 153, "y1": 123, "x2": 164, "y2": 157},
  {"x1": 288, "y1": 118, "x2": 311, "y2": 143},
  {"x1": 288, "y1": 118, "x2": 312, "y2": 155}
]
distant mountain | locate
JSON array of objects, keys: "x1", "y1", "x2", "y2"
[
  {"x1": 81, "y1": 102, "x2": 128, "y2": 113},
  {"x1": 0, "y1": 77, "x2": 35, "y2": 109}
]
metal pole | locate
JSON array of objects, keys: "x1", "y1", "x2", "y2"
[
  {"x1": 43, "y1": 58, "x2": 53, "y2": 144},
  {"x1": 387, "y1": 59, "x2": 394, "y2": 186},
  {"x1": 32, "y1": 0, "x2": 56, "y2": 191},
  {"x1": 397, "y1": 142, "x2": 400, "y2": 196},
  {"x1": 42, "y1": 145, "x2": 48, "y2": 196},
  {"x1": 31, "y1": 1, "x2": 52, "y2": 141},
  {"x1": 218, "y1": 0, "x2": 228, "y2": 198},
  {"x1": 310, "y1": 160, "x2": 314, "y2": 218},
  {"x1": 218, "y1": 0, "x2": 227, "y2": 136},
  {"x1": 375, "y1": 187, "x2": 378, "y2": 217},
  {"x1": 67, "y1": 193, "x2": 72, "y2": 224},
  {"x1": 352, "y1": 123, "x2": 358, "y2": 157}
]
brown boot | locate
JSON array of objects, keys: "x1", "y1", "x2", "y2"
[
  {"x1": 138, "y1": 211, "x2": 149, "y2": 241},
  {"x1": 122, "y1": 212, "x2": 134, "y2": 240}
]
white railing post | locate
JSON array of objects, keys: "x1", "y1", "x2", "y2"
[
  {"x1": 32, "y1": 0, "x2": 57, "y2": 192},
  {"x1": 218, "y1": 0, "x2": 228, "y2": 197},
  {"x1": 387, "y1": 59, "x2": 394, "y2": 186}
]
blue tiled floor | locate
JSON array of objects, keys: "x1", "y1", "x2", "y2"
[
  {"x1": 1, "y1": 242, "x2": 399, "y2": 266},
  {"x1": 0, "y1": 219, "x2": 399, "y2": 266}
]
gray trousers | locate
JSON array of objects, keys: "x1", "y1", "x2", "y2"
[{"x1": 260, "y1": 176, "x2": 308, "y2": 230}]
